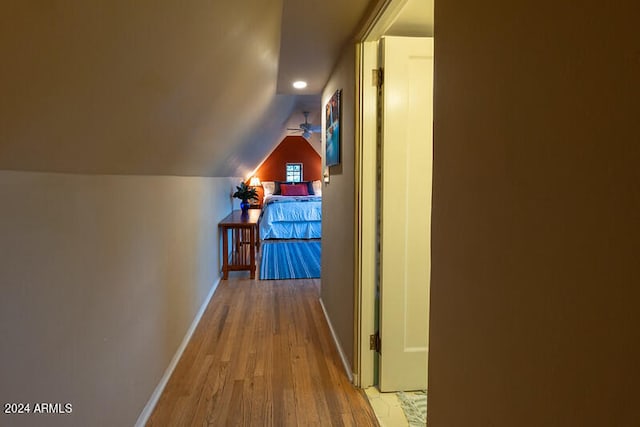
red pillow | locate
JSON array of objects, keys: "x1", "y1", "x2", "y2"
[{"x1": 280, "y1": 183, "x2": 309, "y2": 196}]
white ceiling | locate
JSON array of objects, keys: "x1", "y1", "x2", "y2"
[
  {"x1": 387, "y1": 0, "x2": 434, "y2": 37},
  {"x1": 0, "y1": 0, "x2": 431, "y2": 178},
  {"x1": 277, "y1": 0, "x2": 372, "y2": 95}
]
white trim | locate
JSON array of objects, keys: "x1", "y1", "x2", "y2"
[
  {"x1": 319, "y1": 298, "x2": 355, "y2": 383},
  {"x1": 354, "y1": 0, "x2": 417, "y2": 391},
  {"x1": 135, "y1": 278, "x2": 221, "y2": 427},
  {"x1": 354, "y1": 39, "x2": 380, "y2": 389}
]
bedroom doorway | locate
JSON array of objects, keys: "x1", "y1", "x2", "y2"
[{"x1": 354, "y1": 0, "x2": 433, "y2": 392}]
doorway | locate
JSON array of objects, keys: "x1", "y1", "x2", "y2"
[{"x1": 354, "y1": 0, "x2": 434, "y2": 392}]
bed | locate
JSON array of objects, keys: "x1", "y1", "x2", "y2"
[{"x1": 259, "y1": 181, "x2": 322, "y2": 240}]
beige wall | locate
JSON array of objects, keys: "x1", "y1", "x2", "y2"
[
  {"x1": 0, "y1": 171, "x2": 236, "y2": 426},
  {"x1": 429, "y1": 1, "x2": 640, "y2": 426},
  {"x1": 0, "y1": 0, "x2": 288, "y2": 178},
  {"x1": 321, "y1": 43, "x2": 357, "y2": 368}
]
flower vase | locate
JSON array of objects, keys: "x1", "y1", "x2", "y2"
[{"x1": 240, "y1": 200, "x2": 250, "y2": 214}]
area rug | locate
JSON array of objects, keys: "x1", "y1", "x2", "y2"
[
  {"x1": 397, "y1": 390, "x2": 427, "y2": 426},
  {"x1": 259, "y1": 240, "x2": 321, "y2": 280}
]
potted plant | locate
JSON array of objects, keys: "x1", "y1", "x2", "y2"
[{"x1": 232, "y1": 181, "x2": 258, "y2": 213}]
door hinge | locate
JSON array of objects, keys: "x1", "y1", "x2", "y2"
[
  {"x1": 372, "y1": 68, "x2": 384, "y2": 87},
  {"x1": 369, "y1": 332, "x2": 381, "y2": 353}
]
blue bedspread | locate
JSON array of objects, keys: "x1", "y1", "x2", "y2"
[{"x1": 260, "y1": 195, "x2": 322, "y2": 239}]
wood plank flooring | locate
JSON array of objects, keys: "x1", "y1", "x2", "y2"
[{"x1": 148, "y1": 277, "x2": 379, "y2": 426}]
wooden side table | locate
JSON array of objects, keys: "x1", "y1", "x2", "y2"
[{"x1": 219, "y1": 209, "x2": 261, "y2": 279}]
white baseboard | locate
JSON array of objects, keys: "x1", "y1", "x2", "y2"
[
  {"x1": 135, "y1": 278, "x2": 221, "y2": 426},
  {"x1": 319, "y1": 298, "x2": 355, "y2": 383}
]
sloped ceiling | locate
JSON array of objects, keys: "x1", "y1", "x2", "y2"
[{"x1": 0, "y1": 0, "x2": 373, "y2": 177}]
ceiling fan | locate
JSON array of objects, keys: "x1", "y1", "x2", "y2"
[{"x1": 287, "y1": 111, "x2": 321, "y2": 139}]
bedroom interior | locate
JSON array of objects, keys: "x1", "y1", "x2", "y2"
[
  {"x1": 246, "y1": 135, "x2": 322, "y2": 207},
  {"x1": 244, "y1": 134, "x2": 324, "y2": 280}
]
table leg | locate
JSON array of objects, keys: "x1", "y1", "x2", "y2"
[
  {"x1": 249, "y1": 225, "x2": 256, "y2": 279},
  {"x1": 256, "y1": 224, "x2": 260, "y2": 252},
  {"x1": 222, "y1": 226, "x2": 229, "y2": 280}
]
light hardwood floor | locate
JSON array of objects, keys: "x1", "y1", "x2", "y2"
[{"x1": 148, "y1": 277, "x2": 379, "y2": 426}]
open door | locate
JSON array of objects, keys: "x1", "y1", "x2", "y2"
[{"x1": 378, "y1": 36, "x2": 433, "y2": 392}]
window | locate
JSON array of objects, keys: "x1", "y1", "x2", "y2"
[{"x1": 286, "y1": 163, "x2": 303, "y2": 182}]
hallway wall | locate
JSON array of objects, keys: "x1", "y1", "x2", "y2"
[
  {"x1": 429, "y1": 1, "x2": 640, "y2": 425},
  {"x1": 0, "y1": 171, "x2": 236, "y2": 426},
  {"x1": 321, "y1": 43, "x2": 357, "y2": 370}
]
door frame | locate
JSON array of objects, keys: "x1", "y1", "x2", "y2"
[{"x1": 353, "y1": 0, "x2": 409, "y2": 388}]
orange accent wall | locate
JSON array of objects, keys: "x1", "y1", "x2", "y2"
[
  {"x1": 247, "y1": 136, "x2": 321, "y2": 205},
  {"x1": 253, "y1": 136, "x2": 322, "y2": 181}
]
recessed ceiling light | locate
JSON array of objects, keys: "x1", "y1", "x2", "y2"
[{"x1": 293, "y1": 80, "x2": 307, "y2": 89}]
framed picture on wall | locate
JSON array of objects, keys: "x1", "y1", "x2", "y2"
[{"x1": 325, "y1": 89, "x2": 341, "y2": 166}]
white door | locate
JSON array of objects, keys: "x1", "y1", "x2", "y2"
[{"x1": 379, "y1": 36, "x2": 433, "y2": 392}]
